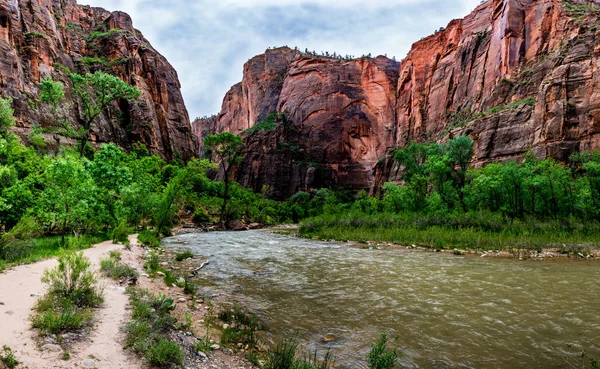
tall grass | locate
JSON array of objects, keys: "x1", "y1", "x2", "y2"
[{"x1": 299, "y1": 212, "x2": 600, "y2": 251}]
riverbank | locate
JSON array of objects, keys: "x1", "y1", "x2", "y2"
[
  {"x1": 297, "y1": 213, "x2": 600, "y2": 260},
  {"x1": 0, "y1": 236, "x2": 255, "y2": 369}
]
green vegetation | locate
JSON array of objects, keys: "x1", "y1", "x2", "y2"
[
  {"x1": 86, "y1": 28, "x2": 126, "y2": 42},
  {"x1": 100, "y1": 251, "x2": 138, "y2": 280},
  {"x1": 0, "y1": 97, "x2": 15, "y2": 137},
  {"x1": 242, "y1": 113, "x2": 287, "y2": 135},
  {"x1": 30, "y1": 252, "x2": 103, "y2": 335},
  {"x1": 125, "y1": 289, "x2": 184, "y2": 367},
  {"x1": 39, "y1": 78, "x2": 65, "y2": 115},
  {"x1": 367, "y1": 333, "x2": 398, "y2": 369},
  {"x1": 24, "y1": 31, "x2": 47, "y2": 39},
  {"x1": 204, "y1": 132, "x2": 245, "y2": 224},
  {"x1": 0, "y1": 346, "x2": 19, "y2": 369},
  {"x1": 263, "y1": 339, "x2": 335, "y2": 369},
  {"x1": 218, "y1": 307, "x2": 262, "y2": 348},
  {"x1": 299, "y1": 137, "x2": 600, "y2": 251},
  {"x1": 174, "y1": 251, "x2": 194, "y2": 261},
  {"x1": 562, "y1": 1, "x2": 599, "y2": 23},
  {"x1": 81, "y1": 56, "x2": 108, "y2": 67},
  {"x1": 447, "y1": 98, "x2": 536, "y2": 132}
]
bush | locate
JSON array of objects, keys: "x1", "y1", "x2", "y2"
[
  {"x1": 41, "y1": 251, "x2": 103, "y2": 307},
  {"x1": 146, "y1": 339, "x2": 184, "y2": 367},
  {"x1": 0, "y1": 345, "x2": 19, "y2": 368},
  {"x1": 263, "y1": 339, "x2": 334, "y2": 369},
  {"x1": 174, "y1": 251, "x2": 194, "y2": 261},
  {"x1": 192, "y1": 208, "x2": 211, "y2": 224},
  {"x1": 144, "y1": 251, "x2": 159, "y2": 273},
  {"x1": 125, "y1": 289, "x2": 183, "y2": 367},
  {"x1": 100, "y1": 255, "x2": 138, "y2": 280},
  {"x1": 367, "y1": 333, "x2": 398, "y2": 369},
  {"x1": 138, "y1": 230, "x2": 160, "y2": 248},
  {"x1": 111, "y1": 218, "x2": 130, "y2": 246},
  {"x1": 30, "y1": 300, "x2": 92, "y2": 334}
]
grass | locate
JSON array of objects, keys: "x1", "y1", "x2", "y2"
[
  {"x1": 125, "y1": 288, "x2": 184, "y2": 367},
  {"x1": 100, "y1": 252, "x2": 138, "y2": 280},
  {"x1": 299, "y1": 212, "x2": 600, "y2": 252},
  {"x1": 217, "y1": 307, "x2": 262, "y2": 347},
  {"x1": 0, "y1": 346, "x2": 19, "y2": 368},
  {"x1": 81, "y1": 56, "x2": 108, "y2": 67},
  {"x1": 174, "y1": 251, "x2": 194, "y2": 261},
  {"x1": 30, "y1": 252, "x2": 104, "y2": 336},
  {"x1": 445, "y1": 98, "x2": 536, "y2": 134},
  {"x1": 0, "y1": 234, "x2": 109, "y2": 272},
  {"x1": 367, "y1": 333, "x2": 398, "y2": 369},
  {"x1": 138, "y1": 230, "x2": 160, "y2": 248},
  {"x1": 263, "y1": 339, "x2": 335, "y2": 369}
]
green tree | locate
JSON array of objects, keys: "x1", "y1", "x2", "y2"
[
  {"x1": 204, "y1": 132, "x2": 244, "y2": 224},
  {"x1": 39, "y1": 155, "x2": 98, "y2": 243},
  {"x1": 445, "y1": 135, "x2": 474, "y2": 210},
  {"x1": 39, "y1": 78, "x2": 65, "y2": 115},
  {"x1": 69, "y1": 72, "x2": 141, "y2": 157},
  {"x1": 0, "y1": 97, "x2": 15, "y2": 138}
]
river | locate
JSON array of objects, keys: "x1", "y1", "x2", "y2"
[{"x1": 163, "y1": 230, "x2": 600, "y2": 368}]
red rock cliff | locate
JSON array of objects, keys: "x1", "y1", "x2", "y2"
[
  {"x1": 0, "y1": 0, "x2": 197, "y2": 159},
  {"x1": 197, "y1": 0, "x2": 600, "y2": 194}
]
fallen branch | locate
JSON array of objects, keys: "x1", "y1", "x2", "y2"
[{"x1": 190, "y1": 260, "x2": 209, "y2": 276}]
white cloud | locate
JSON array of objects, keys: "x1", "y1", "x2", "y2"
[{"x1": 81, "y1": 0, "x2": 483, "y2": 119}]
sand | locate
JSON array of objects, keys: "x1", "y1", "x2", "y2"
[{"x1": 0, "y1": 237, "x2": 145, "y2": 369}]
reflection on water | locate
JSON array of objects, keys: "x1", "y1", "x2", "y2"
[{"x1": 163, "y1": 230, "x2": 600, "y2": 368}]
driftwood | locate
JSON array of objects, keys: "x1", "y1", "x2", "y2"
[{"x1": 190, "y1": 260, "x2": 209, "y2": 276}]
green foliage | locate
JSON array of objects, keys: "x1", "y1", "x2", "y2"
[
  {"x1": 174, "y1": 251, "x2": 194, "y2": 261},
  {"x1": 100, "y1": 254, "x2": 138, "y2": 280},
  {"x1": 125, "y1": 289, "x2": 183, "y2": 367},
  {"x1": 562, "y1": 1, "x2": 599, "y2": 23},
  {"x1": 31, "y1": 252, "x2": 102, "y2": 336},
  {"x1": 144, "y1": 250, "x2": 160, "y2": 272},
  {"x1": 86, "y1": 28, "x2": 126, "y2": 42},
  {"x1": 0, "y1": 97, "x2": 15, "y2": 138},
  {"x1": 146, "y1": 339, "x2": 184, "y2": 367},
  {"x1": 38, "y1": 78, "x2": 65, "y2": 115},
  {"x1": 111, "y1": 218, "x2": 130, "y2": 245},
  {"x1": 41, "y1": 251, "x2": 103, "y2": 307},
  {"x1": 263, "y1": 339, "x2": 335, "y2": 369},
  {"x1": 81, "y1": 56, "x2": 108, "y2": 67},
  {"x1": 24, "y1": 31, "x2": 47, "y2": 39},
  {"x1": 242, "y1": 113, "x2": 283, "y2": 135},
  {"x1": 138, "y1": 230, "x2": 161, "y2": 248},
  {"x1": 367, "y1": 333, "x2": 398, "y2": 369},
  {"x1": 0, "y1": 346, "x2": 19, "y2": 369}
]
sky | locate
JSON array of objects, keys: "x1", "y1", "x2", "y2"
[{"x1": 81, "y1": 0, "x2": 483, "y2": 120}]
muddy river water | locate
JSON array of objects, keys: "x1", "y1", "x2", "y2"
[{"x1": 163, "y1": 230, "x2": 600, "y2": 368}]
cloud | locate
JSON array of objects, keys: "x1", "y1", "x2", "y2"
[{"x1": 81, "y1": 0, "x2": 483, "y2": 119}]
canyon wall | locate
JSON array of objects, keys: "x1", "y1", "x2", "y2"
[
  {"x1": 197, "y1": 0, "x2": 600, "y2": 196},
  {"x1": 0, "y1": 0, "x2": 197, "y2": 159}
]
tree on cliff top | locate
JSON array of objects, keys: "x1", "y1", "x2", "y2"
[
  {"x1": 69, "y1": 71, "x2": 141, "y2": 158},
  {"x1": 204, "y1": 132, "x2": 244, "y2": 225}
]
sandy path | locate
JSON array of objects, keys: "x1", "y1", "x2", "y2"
[{"x1": 0, "y1": 239, "x2": 144, "y2": 369}]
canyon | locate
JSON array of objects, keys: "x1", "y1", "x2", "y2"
[
  {"x1": 197, "y1": 0, "x2": 600, "y2": 198},
  {"x1": 0, "y1": 0, "x2": 197, "y2": 160}
]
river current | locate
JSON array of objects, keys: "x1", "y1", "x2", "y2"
[{"x1": 163, "y1": 230, "x2": 600, "y2": 368}]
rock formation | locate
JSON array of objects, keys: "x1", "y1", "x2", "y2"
[
  {"x1": 197, "y1": 0, "x2": 600, "y2": 196},
  {"x1": 0, "y1": 0, "x2": 197, "y2": 160}
]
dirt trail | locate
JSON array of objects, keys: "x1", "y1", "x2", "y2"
[{"x1": 0, "y1": 238, "x2": 145, "y2": 369}]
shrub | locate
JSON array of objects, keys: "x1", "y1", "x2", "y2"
[
  {"x1": 144, "y1": 250, "x2": 160, "y2": 273},
  {"x1": 0, "y1": 345, "x2": 19, "y2": 368},
  {"x1": 30, "y1": 300, "x2": 92, "y2": 334},
  {"x1": 174, "y1": 251, "x2": 194, "y2": 261},
  {"x1": 146, "y1": 339, "x2": 184, "y2": 367},
  {"x1": 138, "y1": 230, "x2": 160, "y2": 248},
  {"x1": 192, "y1": 208, "x2": 211, "y2": 224},
  {"x1": 367, "y1": 333, "x2": 398, "y2": 369},
  {"x1": 111, "y1": 218, "x2": 130, "y2": 245},
  {"x1": 41, "y1": 252, "x2": 103, "y2": 307},
  {"x1": 100, "y1": 257, "x2": 138, "y2": 280}
]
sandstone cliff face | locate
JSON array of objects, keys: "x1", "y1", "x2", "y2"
[
  {"x1": 0, "y1": 0, "x2": 197, "y2": 159},
  {"x1": 195, "y1": 47, "x2": 400, "y2": 198},
  {"x1": 198, "y1": 0, "x2": 600, "y2": 194}
]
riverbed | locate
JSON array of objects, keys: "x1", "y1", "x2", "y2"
[{"x1": 163, "y1": 230, "x2": 600, "y2": 368}]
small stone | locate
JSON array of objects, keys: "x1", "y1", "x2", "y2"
[
  {"x1": 160, "y1": 262, "x2": 169, "y2": 266},
  {"x1": 42, "y1": 344, "x2": 62, "y2": 352},
  {"x1": 222, "y1": 324, "x2": 229, "y2": 329},
  {"x1": 0, "y1": 301, "x2": 4, "y2": 305},
  {"x1": 30, "y1": 293, "x2": 41, "y2": 297},
  {"x1": 157, "y1": 271, "x2": 165, "y2": 277},
  {"x1": 177, "y1": 298, "x2": 187, "y2": 303},
  {"x1": 5, "y1": 310, "x2": 14, "y2": 315},
  {"x1": 321, "y1": 334, "x2": 336, "y2": 343},
  {"x1": 82, "y1": 359, "x2": 96, "y2": 368},
  {"x1": 141, "y1": 273, "x2": 150, "y2": 278},
  {"x1": 210, "y1": 344, "x2": 220, "y2": 350},
  {"x1": 197, "y1": 351, "x2": 208, "y2": 360}
]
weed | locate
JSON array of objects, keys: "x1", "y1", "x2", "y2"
[
  {"x1": 146, "y1": 339, "x2": 184, "y2": 367},
  {"x1": 0, "y1": 346, "x2": 19, "y2": 368},
  {"x1": 175, "y1": 251, "x2": 194, "y2": 261},
  {"x1": 100, "y1": 257, "x2": 138, "y2": 280},
  {"x1": 367, "y1": 333, "x2": 398, "y2": 369},
  {"x1": 138, "y1": 230, "x2": 160, "y2": 248},
  {"x1": 144, "y1": 251, "x2": 160, "y2": 272}
]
